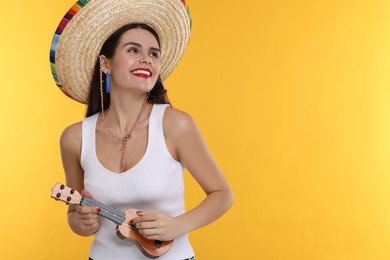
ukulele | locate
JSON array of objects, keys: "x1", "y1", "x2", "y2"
[{"x1": 51, "y1": 183, "x2": 173, "y2": 259}]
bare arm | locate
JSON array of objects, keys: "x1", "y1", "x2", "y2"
[
  {"x1": 170, "y1": 109, "x2": 233, "y2": 233},
  {"x1": 133, "y1": 108, "x2": 233, "y2": 240},
  {"x1": 60, "y1": 122, "x2": 101, "y2": 236}
]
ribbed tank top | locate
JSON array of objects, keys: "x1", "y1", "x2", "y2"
[{"x1": 81, "y1": 104, "x2": 194, "y2": 260}]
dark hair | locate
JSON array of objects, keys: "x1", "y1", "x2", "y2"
[{"x1": 86, "y1": 23, "x2": 170, "y2": 117}]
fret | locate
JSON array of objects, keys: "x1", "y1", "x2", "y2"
[{"x1": 81, "y1": 197, "x2": 125, "y2": 225}]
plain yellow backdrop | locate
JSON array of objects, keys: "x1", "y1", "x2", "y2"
[{"x1": 1, "y1": 0, "x2": 390, "y2": 259}]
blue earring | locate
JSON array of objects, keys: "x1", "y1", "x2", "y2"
[{"x1": 105, "y1": 72, "x2": 110, "y2": 93}]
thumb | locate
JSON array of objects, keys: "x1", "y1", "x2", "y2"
[{"x1": 81, "y1": 189, "x2": 94, "y2": 199}]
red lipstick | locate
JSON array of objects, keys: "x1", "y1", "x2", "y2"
[{"x1": 130, "y1": 68, "x2": 153, "y2": 78}]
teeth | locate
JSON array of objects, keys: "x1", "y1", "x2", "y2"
[{"x1": 131, "y1": 70, "x2": 151, "y2": 76}]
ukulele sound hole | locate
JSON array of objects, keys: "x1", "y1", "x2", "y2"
[
  {"x1": 130, "y1": 224, "x2": 139, "y2": 233},
  {"x1": 154, "y1": 240, "x2": 163, "y2": 248}
]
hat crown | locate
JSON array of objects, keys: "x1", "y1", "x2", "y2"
[{"x1": 50, "y1": 0, "x2": 191, "y2": 104}]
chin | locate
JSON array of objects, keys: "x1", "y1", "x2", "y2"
[
  {"x1": 123, "y1": 83, "x2": 153, "y2": 93},
  {"x1": 135, "y1": 85, "x2": 155, "y2": 94}
]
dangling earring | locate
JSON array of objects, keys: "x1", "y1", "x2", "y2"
[{"x1": 105, "y1": 72, "x2": 110, "y2": 94}]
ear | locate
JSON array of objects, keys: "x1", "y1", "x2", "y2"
[{"x1": 99, "y1": 55, "x2": 110, "y2": 74}]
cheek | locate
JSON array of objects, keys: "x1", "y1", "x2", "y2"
[
  {"x1": 109, "y1": 65, "x2": 130, "y2": 84},
  {"x1": 110, "y1": 53, "x2": 136, "y2": 69},
  {"x1": 154, "y1": 63, "x2": 162, "y2": 75},
  {"x1": 110, "y1": 59, "x2": 133, "y2": 77}
]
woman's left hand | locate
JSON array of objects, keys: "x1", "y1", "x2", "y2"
[{"x1": 131, "y1": 211, "x2": 186, "y2": 241}]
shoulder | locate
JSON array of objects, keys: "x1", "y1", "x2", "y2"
[
  {"x1": 163, "y1": 107, "x2": 212, "y2": 166},
  {"x1": 60, "y1": 121, "x2": 83, "y2": 155},
  {"x1": 163, "y1": 107, "x2": 198, "y2": 139}
]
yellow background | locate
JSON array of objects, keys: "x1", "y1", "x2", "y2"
[{"x1": 1, "y1": 0, "x2": 390, "y2": 259}]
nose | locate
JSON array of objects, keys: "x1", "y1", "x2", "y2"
[{"x1": 139, "y1": 54, "x2": 152, "y2": 65}]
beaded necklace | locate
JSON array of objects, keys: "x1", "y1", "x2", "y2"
[{"x1": 99, "y1": 66, "x2": 148, "y2": 172}]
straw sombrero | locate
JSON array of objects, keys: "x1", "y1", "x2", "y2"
[{"x1": 49, "y1": 0, "x2": 191, "y2": 104}]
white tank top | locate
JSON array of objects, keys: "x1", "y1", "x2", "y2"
[{"x1": 81, "y1": 104, "x2": 194, "y2": 260}]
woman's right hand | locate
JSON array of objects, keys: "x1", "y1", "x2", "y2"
[
  {"x1": 61, "y1": 123, "x2": 101, "y2": 236},
  {"x1": 68, "y1": 190, "x2": 102, "y2": 236}
]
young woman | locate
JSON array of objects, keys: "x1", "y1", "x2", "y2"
[{"x1": 50, "y1": 1, "x2": 233, "y2": 259}]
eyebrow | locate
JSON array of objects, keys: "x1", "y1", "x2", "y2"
[{"x1": 122, "y1": 42, "x2": 160, "y2": 53}]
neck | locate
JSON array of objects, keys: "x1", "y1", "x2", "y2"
[{"x1": 104, "y1": 92, "x2": 149, "y2": 134}]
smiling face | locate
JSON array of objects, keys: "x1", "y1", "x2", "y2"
[{"x1": 104, "y1": 28, "x2": 161, "y2": 94}]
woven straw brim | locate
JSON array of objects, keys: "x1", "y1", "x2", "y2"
[{"x1": 52, "y1": 0, "x2": 191, "y2": 104}]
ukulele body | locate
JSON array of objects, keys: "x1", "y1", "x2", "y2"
[
  {"x1": 51, "y1": 183, "x2": 173, "y2": 258},
  {"x1": 116, "y1": 208, "x2": 173, "y2": 258}
]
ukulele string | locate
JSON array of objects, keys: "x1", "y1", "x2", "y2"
[
  {"x1": 81, "y1": 196, "x2": 122, "y2": 216},
  {"x1": 75, "y1": 197, "x2": 152, "y2": 231},
  {"x1": 83, "y1": 198, "x2": 148, "y2": 234},
  {"x1": 82, "y1": 198, "x2": 125, "y2": 223},
  {"x1": 83, "y1": 198, "x2": 147, "y2": 236},
  {"x1": 60, "y1": 197, "x2": 163, "y2": 242},
  {"x1": 81, "y1": 197, "x2": 123, "y2": 216},
  {"x1": 82, "y1": 197, "x2": 125, "y2": 224},
  {"x1": 55, "y1": 186, "x2": 146, "y2": 230}
]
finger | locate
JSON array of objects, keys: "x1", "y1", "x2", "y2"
[
  {"x1": 79, "y1": 212, "x2": 100, "y2": 220},
  {"x1": 80, "y1": 217, "x2": 100, "y2": 226},
  {"x1": 136, "y1": 210, "x2": 158, "y2": 216},
  {"x1": 81, "y1": 189, "x2": 94, "y2": 198},
  {"x1": 138, "y1": 227, "x2": 159, "y2": 236},
  {"x1": 135, "y1": 220, "x2": 157, "y2": 230},
  {"x1": 77, "y1": 205, "x2": 100, "y2": 214},
  {"x1": 132, "y1": 216, "x2": 154, "y2": 226},
  {"x1": 142, "y1": 234, "x2": 162, "y2": 240},
  {"x1": 142, "y1": 231, "x2": 173, "y2": 242},
  {"x1": 132, "y1": 213, "x2": 159, "y2": 223}
]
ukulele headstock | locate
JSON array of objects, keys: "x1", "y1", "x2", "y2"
[{"x1": 51, "y1": 183, "x2": 82, "y2": 205}]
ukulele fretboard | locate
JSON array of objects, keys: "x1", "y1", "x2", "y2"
[{"x1": 81, "y1": 197, "x2": 126, "y2": 225}]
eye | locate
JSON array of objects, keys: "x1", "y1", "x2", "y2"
[
  {"x1": 149, "y1": 51, "x2": 160, "y2": 58},
  {"x1": 127, "y1": 47, "x2": 138, "y2": 53}
]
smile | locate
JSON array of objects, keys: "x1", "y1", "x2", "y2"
[{"x1": 130, "y1": 68, "x2": 152, "y2": 78}]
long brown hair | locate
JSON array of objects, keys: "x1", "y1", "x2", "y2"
[{"x1": 86, "y1": 23, "x2": 170, "y2": 117}]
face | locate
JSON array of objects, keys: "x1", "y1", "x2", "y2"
[{"x1": 104, "y1": 28, "x2": 161, "y2": 93}]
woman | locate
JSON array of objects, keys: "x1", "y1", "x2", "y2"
[{"x1": 50, "y1": 0, "x2": 233, "y2": 259}]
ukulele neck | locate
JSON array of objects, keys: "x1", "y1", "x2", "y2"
[{"x1": 81, "y1": 196, "x2": 125, "y2": 225}]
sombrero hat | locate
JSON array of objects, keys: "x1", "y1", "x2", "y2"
[{"x1": 49, "y1": 0, "x2": 191, "y2": 104}]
